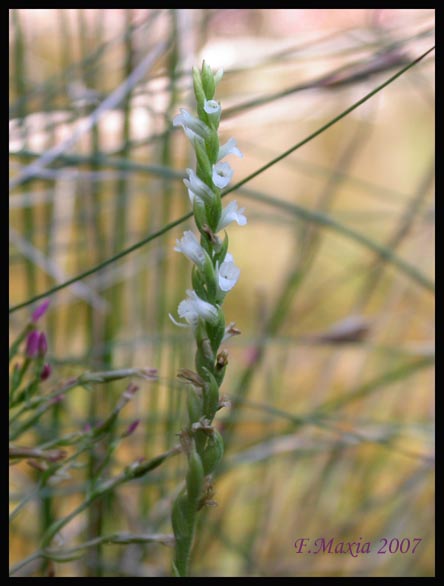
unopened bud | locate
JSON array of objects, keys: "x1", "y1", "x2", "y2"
[
  {"x1": 123, "y1": 419, "x2": 140, "y2": 438},
  {"x1": 31, "y1": 299, "x2": 50, "y2": 323},
  {"x1": 40, "y1": 363, "x2": 52, "y2": 381},
  {"x1": 200, "y1": 428, "x2": 224, "y2": 475},
  {"x1": 25, "y1": 330, "x2": 40, "y2": 358},
  {"x1": 38, "y1": 332, "x2": 48, "y2": 357}
]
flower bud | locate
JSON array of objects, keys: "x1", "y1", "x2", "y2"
[
  {"x1": 194, "y1": 140, "x2": 213, "y2": 186},
  {"x1": 38, "y1": 332, "x2": 48, "y2": 357},
  {"x1": 25, "y1": 330, "x2": 40, "y2": 358},
  {"x1": 201, "y1": 61, "x2": 216, "y2": 99},
  {"x1": 40, "y1": 363, "x2": 52, "y2": 381},
  {"x1": 31, "y1": 299, "x2": 50, "y2": 323},
  {"x1": 202, "y1": 370, "x2": 220, "y2": 422},
  {"x1": 192, "y1": 66, "x2": 206, "y2": 110},
  {"x1": 200, "y1": 429, "x2": 224, "y2": 475},
  {"x1": 122, "y1": 419, "x2": 140, "y2": 438},
  {"x1": 187, "y1": 389, "x2": 203, "y2": 425}
]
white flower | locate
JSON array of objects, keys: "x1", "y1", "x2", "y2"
[
  {"x1": 212, "y1": 161, "x2": 233, "y2": 189},
  {"x1": 218, "y1": 138, "x2": 243, "y2": 161},
  {"x1": 217, "y1": 253, "x2": 240, "y2": 292},
  {"x1": 184, "y1": 168, "x2": 216, "y2": 205},
  {"x1": 173, "y1": 108, "x2": 210, "y2": 142},
  {"x1": 204, "y1": 99, "x2": 221, "y2": 117},
  {"x1": 169, "y1": 290, "x2": 218, "y2": 328},
  {"x1": 216, "y1": 200, "x2": 247, "y2": 231},
  {"x1": 174, "y1": 231, "x2": 207, "y2": 268}
]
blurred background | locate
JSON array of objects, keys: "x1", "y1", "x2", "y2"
[{"x1": 9, "y1": 9, "x2": 435, "y2": 577}]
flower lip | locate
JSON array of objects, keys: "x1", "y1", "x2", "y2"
[
  {"x1": 217, "y1": 254, "x2": 240, "y2": 292},
  {"x1": 212, "y1": 161, "x2": 233, "y2": 189},
  {"x1": 216, "y1": 200, "x2": 247, "y2": 232},
  {"x1": 204, "y1": 99, "x2": 221, "y2": 116},
  {"x1": 218, "y1": 138, "x2": 243, "y2": 161}
]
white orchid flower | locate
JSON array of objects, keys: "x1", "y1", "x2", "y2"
[
  {"x1": 216, "y1": 200, "x2": 247, "y2": 231},
  {"x1": 169, "y1": 290, "x2": 218, "y2": 329},
  {"x1": 217, "y1": 138, "x2": 243, "y2": 161},
  {"x1": 212, "y1": 161, "x2": 233, "y2": 189},
  {"x1": 173, "y1": 108, "x2": 210, "y2": 142},
  {"x1": 184, "y1": 168, "x2": 216, "y2": 205},
  {"x1": 217, "y1": 253, "x2": 240, "y2": 292},
  {"x1": 174, "y1": 231, "x2": 207, "y2": 268}
]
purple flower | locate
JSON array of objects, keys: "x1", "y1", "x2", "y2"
[
  {"x1": 31, "y1": 299, "x2": 50, "y2": 323},
  {"x1": 25, "y1": 330, "x2": 40, "y2": 358}
]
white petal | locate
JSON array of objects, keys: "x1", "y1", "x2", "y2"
[
  {"x1": 184, "y1": 169, "x2": 215, "y2": 204},
  {"x1": 212, "y1": 161, "x2": 233, "y2": 189},
  {"x1": 178, "y1": 299, "x2": 198, "y2": 324},
  {"x1": 175, "y1": 290, "x2": 219, "y2": 327},
  {"x1": 174, "y1": 231, "x2": 206, "y2": 267},
  {"x1": 173, "y1": 108, "x2": 210, "y2": 140},
  {"x1": 217, "y1": 201, "x2": 247, "y2": 231},
  {"x1": 186, "y1": 290, "x2": 219, "y2": 324},
  {"x1": 218, "y1": 259, "x2": 240, "y2": 292},
  {"x1": 218, "y1": 138, "x2": 243, "y2": 161},
  {"x1": 204, "y1": 99, "x2": 221, "y2": 116},
  {"x1": 169, "y1": 313, "x2": 191, "y2": 328}
]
